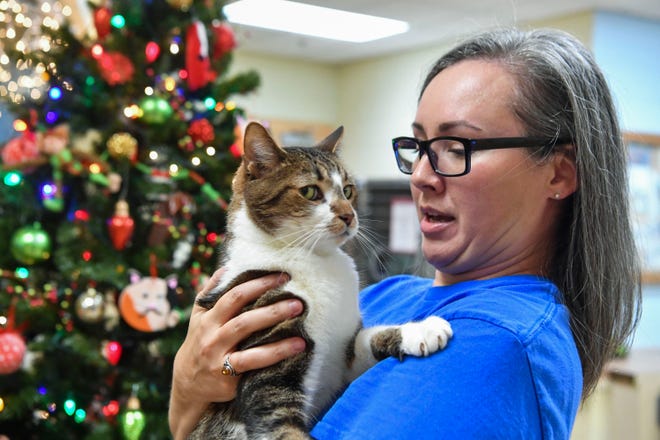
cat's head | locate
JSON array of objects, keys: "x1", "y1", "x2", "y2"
[{"x1": 231, "y1": 122, "x2": 358, "y2": 252}]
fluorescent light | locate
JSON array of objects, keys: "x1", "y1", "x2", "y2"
[{"x1": 223, "y1": 0, "x2": 409, "y2": 43}]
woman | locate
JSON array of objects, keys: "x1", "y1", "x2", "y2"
[{"x1": 170, "y1": 28, "x2": 641, "y2": 438}]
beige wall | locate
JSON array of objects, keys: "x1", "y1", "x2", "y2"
[{"x1": 230, "y1": 12, "x2": 595, "y2": 181}]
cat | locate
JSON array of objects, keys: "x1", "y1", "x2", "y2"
[{"x1": 190, "y1": 122, "x2": 453, "y2": 439}]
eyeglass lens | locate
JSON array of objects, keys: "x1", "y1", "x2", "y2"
[{"x1": 395, "y1": 138, "x2": 467, "y2": 175}]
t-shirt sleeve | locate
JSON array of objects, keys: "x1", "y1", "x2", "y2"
[{"x1": 311, "y1": 318, "x2": 543, "y2": 440}]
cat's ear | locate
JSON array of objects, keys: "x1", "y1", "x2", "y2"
[
  {"x1": 316, "y1": 126, "x2": 344, "y2": 153},
  {"x1": 243, "y1": 122, "x2": 287, "y2": 178}
]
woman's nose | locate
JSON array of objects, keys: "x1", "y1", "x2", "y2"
[{"x1": 410, "y1": 153, "x2": 442, "y2": 191}]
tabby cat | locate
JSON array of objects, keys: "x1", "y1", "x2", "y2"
[{"x1": 191, "y1": 122, "x2": 452, "y2": 439}]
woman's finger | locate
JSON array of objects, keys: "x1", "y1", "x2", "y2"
[
  {"x1": 224, "y1": 336, "x2": 307, "y2": 375},
  {"x1": 219, "y1": 297, "x2": 304, "y2": 347},
  {"x1": 203, "y1": 272, "x2": 291, "y2": 324}
]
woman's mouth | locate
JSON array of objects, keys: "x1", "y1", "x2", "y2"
[{"x1": 420, "y1": 208, "x2": 455, "y2": 234}]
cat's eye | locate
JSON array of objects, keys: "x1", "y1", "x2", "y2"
[
  {"x1": 300, "y1": 185, "x2": 322, "y2": 201},
  {"x1": 343, "y1": 185, "x2": 354, "y2": 199}
]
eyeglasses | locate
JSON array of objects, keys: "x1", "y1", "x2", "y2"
[{"x1": 392, "y1": 136, "x2": 571, "y2": 177}]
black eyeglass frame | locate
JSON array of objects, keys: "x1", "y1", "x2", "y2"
[{"x1": 392, "y1": 135, "x2": 572, "y2": 177}]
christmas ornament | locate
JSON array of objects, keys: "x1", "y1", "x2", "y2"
[
  {"x1": 10, "y1": 223, "x2": 52, "y2": 265},
  {"x1": 107, "y1": 200, "x2": 135, "y2": 250},
  {"x1": 37, "y1": 124, "x2": 69, "y2": 155},
  {"x1": 139, "y1": 96, "x2": 173, "y2": 124},
  {"x1": 120, "y1": 391, "x2": 146, "y2": 440},
  {"x1": 71, "y1": 129, "x2": 102, "y2": 155},
  {"x1": 103, "y1": 290, "x2": 120, "y2": 331},
  {"x1": 107, "y1": 132, "x2": 138, "y2": 160},
  {"x1": 187, "y1": 118, "x2": 215, "y2": 144},
  {"x1": 211, "y1": 22, "x2": 236, "y2": 60},
  {"x1": 97, "y1": 52, "x2": 135, "y2": 85},
  {"x1": 118, "y1": 270, "x2": 180, "y2": 332},
  {"x1": 93, "y1": 7, "x2": 112, "y2": 39},
  {"x1": 103, "y1": 340, "x2": 122, "y2": 366},
  {"x1": 75, "y1": 288, "x2": 105, "y2": 323},
  {"x1": 1, "y1": 132, "x2": 40, "y2": 166},
  {"x1": 0, "y1": 332, "x2": 26, "y2": 375},
  {"x1": 185, "y1": 21, "x2": 216, "y2": 91},
  {"x1": 166, "y1": 0, "x2": 193, "y2": 10}
]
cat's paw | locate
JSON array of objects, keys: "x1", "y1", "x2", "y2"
[{"x1": 399, "y1": 315, "x2": 453, "y2": 357}]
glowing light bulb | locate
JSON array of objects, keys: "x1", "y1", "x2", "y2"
[
  {"x1": 110, "y1": 15, "x2": 125, "y2": 29},
  {"x1": 3, "y1": 171, "x2": 22, "y2": 186}
]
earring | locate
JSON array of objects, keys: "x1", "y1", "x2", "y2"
[{"x1": 554, "y1": 193, "x2": 561, "y2": 199}]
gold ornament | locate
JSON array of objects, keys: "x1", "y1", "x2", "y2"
[
  {"x1": 166, "y1": 0, "x2": 194, "y2": 10},
  {"x1": 75, "y1": 288, "x2": 105, "y2": 323},
  {"x1": 107, "y1": 132, "x2": 138, "y2": 159}
]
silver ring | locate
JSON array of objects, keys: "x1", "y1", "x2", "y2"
[{"x1": 221, "y1": 354, "x2": 240, "y2": 376}]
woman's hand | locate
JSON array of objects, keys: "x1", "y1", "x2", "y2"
[{"x1": 168, "y1": 269, "x2": 306, "y2": 439}]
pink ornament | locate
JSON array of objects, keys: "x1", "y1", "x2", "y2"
[
  {"x1": 1, "y1": 132, "x2": 40, "y2": 166},
  {"x1": 104, "y1": 340, "x2": 122, "y2": 366},
  {"x1": 0, "y1": 331, "x2": 27, "y2": 375},
  {"x1": 145, "y1": 41, "x2": 161, "y2": 63}
]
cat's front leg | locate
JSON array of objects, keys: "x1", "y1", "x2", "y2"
[{"x1": 347, "y1": 316, "x2": 453, "y2": 381}]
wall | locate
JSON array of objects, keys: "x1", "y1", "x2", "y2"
[
  {"x1": 229, "y1": 52, "x2": 339, "y2": 126},
  {"x1": 593, "y1": 11, "x2": 660, "y2": 135}
]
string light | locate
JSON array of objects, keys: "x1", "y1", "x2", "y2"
[
  {"x1": 3, "y1": 171, "x2": 22, "y2": 186},
  {"x1": 110, "y1": 14, "x2": 125, "y2": 29},
  {"x1": 63, "y1": 398, "x2": 76, "y2": 416}
]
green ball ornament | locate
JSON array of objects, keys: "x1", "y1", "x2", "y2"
[
  {"x1": 11, "y1": 223, "x2": 52, "y2": 265},
  {"x1": 139, "y1": 96, "x2": 173, "y2": 124}
]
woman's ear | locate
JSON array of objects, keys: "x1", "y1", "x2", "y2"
[{"x1": 548, "y1": 144, "x2": 578, "y2": 200}]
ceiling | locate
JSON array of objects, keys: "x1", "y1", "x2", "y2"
[{"x1": 225, "y1": 0, "x2": 660, "y2": 64}]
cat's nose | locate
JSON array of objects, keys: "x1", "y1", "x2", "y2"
[{"x1": 339, "y1": 213, "x2": 354, "y2": 226}]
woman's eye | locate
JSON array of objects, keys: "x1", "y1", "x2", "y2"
[
  {"x1": 343, "y1": 185, "x2": 354, "y2": 199},
  {"x1": 300, "y1": 185, "x2": 321, "y2": 200}
]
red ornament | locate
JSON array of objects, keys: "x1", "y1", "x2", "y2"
[
  {"x1": 0, "y1": 331, "x2": 26, "y2": 375},
  {"x1": 97, "y1": 52, "x2": 135, "y2": 86},
  {"x1": 211, "y1": 23, "x2": 236, "y2": 60},
  {"x1": 108, "y1": 200, "x2": 135, "y2": 250},
  {"x1": 94, "y1": 7, "x2": 112, "y2": 40},
  {"x1": 187, "y1": 118, "x2": 215, "y2": 144},
  {"x1": 185, "y1": 21, "x2": 217, "y2": 91},
  {"x1": 104, "y1": 340, "x2": 122, "y2": 365}
]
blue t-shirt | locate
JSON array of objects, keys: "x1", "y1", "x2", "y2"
[{"x1": 311, "y1": 274, "x2": 582, "y2": 439}]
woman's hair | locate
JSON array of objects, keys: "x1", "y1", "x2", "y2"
[{"x1": 421, "y1": 28, "x2": 642, "y2": 398}]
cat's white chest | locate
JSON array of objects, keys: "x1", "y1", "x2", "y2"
[{"x1": 220, "y1": 209, "x2": 361, "y2": 417}]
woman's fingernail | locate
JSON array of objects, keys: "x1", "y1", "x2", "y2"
[
  {"x1": 291, "y1": 338, "x2": 306, "y2": 353},
  {"x1": 288, "y1": 299, "x2": 303, "y2": 316}
]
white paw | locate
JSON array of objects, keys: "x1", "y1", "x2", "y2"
[{"x1": 400, "y1": 316, "x2": 453, "y2": 357}]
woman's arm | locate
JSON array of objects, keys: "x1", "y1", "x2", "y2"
[{"x1": 168, "y1": 269, "x2": 306, "y2": 439}]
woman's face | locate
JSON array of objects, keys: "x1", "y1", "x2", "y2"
[{"x1": 411, "y1": 59, "x2": 562, "y2": 285}]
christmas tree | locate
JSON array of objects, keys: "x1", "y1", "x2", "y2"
[{"x1": 0, "y1": 0, "x2": 259, "y2": 438}]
